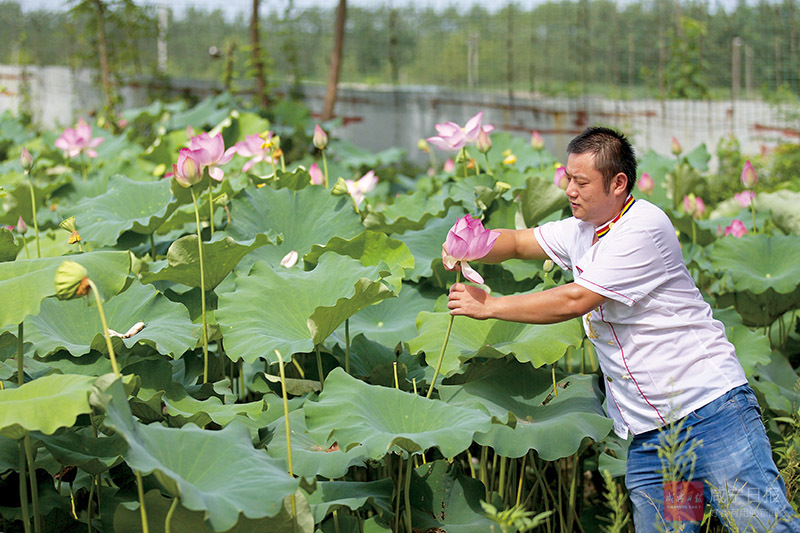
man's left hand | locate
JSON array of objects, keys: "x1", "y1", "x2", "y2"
[{"x1": 448, "y1": 283, "x2": 493, "y2": 320}]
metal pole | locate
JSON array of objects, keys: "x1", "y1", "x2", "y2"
[{"x1": 158, "y1": 5, "x2": 168, "y2": 74}]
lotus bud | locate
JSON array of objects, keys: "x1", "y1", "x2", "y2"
[
  {"x1": 15, "y1": 216, "x2": 27, "y2": 234},
  {"x1": 683, "y1": 194, "x2": 696, "y2": 216},
  {"x1": 54, "y1": 260, "x2": 90, "y2": 300},
  {"x1": 476, "y1": 129, "x2": 492, "y2": 154},
  {"x1": 671, "y1": 137, "x2": 682, "y2": 156},
  {"x1": 443, "y1": 159, "x2": 455, "y2": 173},
  {"x1": 637, "y1": 172, "x2": 654, "y2": 194},
  {"x1": 20, "y1": 147, "x2": 33, "y2": 171},
  {"x1": 543, "y1": 259, "x2": 554, "y2": 272},
  {"x1": 740, "y1": 160, "x2": 757, "y2": 189},
  {"x1": 308, "y1": 163, "x2": 325, "y2": 186},
  {"x1": 530, "y1": 131, "x2": 544, "y2": 151},
  {"x1": 331, "y1": 177, "x2": 350, "y2": 196},
  {"x1": 417, "y1": 138, "x2": 430, "y2": 153},
  {"x1": 60, "y1": 216, "x2": 77, "y2": 233},
  {"x1": 172, "y1": 148, "x2": 204, "y2": 188},
  {"x1": 553, "y1": 166, "x2": 568, "y2": 189},
  {"x1": 280, "y1": 250, "x2": 299, "y2": 268},
  {"x1": 313, "y1": 125, "x2": 328, "y2": 150}
]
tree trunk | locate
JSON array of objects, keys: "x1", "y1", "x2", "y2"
[
  {"x1": 92, "y1": 0, "x2": 113, "y2": 113},
  {"x1": 250, "y1": 0, "x2": 269, "y2": 109},
  {"x1": 321, "y1": 0, "x2": 347, "y2": 121}
]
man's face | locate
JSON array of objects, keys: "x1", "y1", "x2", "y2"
[{"x1": 564, "y1": 151, "x2": 619, "y2": 227}]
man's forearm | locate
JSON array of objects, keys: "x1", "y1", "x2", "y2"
[
  {"x1": 487, "y1": 283, "x2": 606, "y2": 323},
  {"x1": 480, "y1": 228, "x2": 548, "y2": 264}
]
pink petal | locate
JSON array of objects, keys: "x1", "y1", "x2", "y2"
[
  {"x1": 209, "y1": 166, "x2": 224, "y2": 181},
  {"x1": 460, "y1": 261, "x2": 484, "y2": 284}
]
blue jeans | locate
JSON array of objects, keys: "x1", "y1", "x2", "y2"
[{"x1": 625, "y1": 384, "x2": 800, "y2": 532}]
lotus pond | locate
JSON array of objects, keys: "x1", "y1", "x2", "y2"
[{"x1": 1, "y1": 94, "x2": 800, "y2": 533}]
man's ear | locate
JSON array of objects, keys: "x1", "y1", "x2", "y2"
[{"x1": 611, "y1": 172, "x2": 628, "y2": 196}]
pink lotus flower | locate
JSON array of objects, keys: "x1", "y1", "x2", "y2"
[
  {"x1": 54, "y1": 118, "x2": 104, "y2": 158},
  {"x1": 443, "y1": 214, "x2": 499, "y2": 284},
  {"x1": 476, "y1": 129, "x2": 492, "y2": 154},
  {"x1": 531, "y1": 131, "x2": 544, "y2": 150},
  {"x1": 671, "y1": 137, "x2": 682, "y2": 156},
  {"x1": 309, "y1": 163, "x2": 325, "y2": 185},
  {"x1": 189, "y1": 133, "x2": 236, "y2": 181},
  {"x1": 313, "y1": 124, "x2": 328, "y2": 150},
  {"x1": 734, "y1": 190, "x2": 755, "y2": 208},
  {"x1": 553, "y1": 166, "x2": 567, "y2": 189},
  {"x1": 234, "y1": 134, "x2": 275, "y2": 173},
  {"x1": 346, "y1": 170, "x2": 378, "y2": 207},
  {"x1": 427, "y1": 112, "x2": 495, "y2": 151},
  {"x1": 15, "y1": 216, "x2": 27, "y2": 234},
  {"x1": 724, "y1": 219, "x2": 748, "y2": 238},
  {"x1": 637, "y1": 172, "x2": 654, "y2": 194},
  {"x1": 172, "y1": 148, "x2": 207, "y2": 188},
  {"x1": 683, "y1": 194, "x2": 706, "y2": 218},
  {"x1": 443, "y1": 159, "x2": 455, "y2": 173},
  {"x1": 741, "y1": 160, "x2": 757, "y2": 189}
]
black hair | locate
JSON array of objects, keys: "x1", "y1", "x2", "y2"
[{"x1": 567, "y1": 126, "x2": 637, "y2": 194}]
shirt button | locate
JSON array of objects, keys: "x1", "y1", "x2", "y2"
[
  {"x1": 621, "y1": 374, "x2": 631, "y2": 380},
  {"x1": 606, "y1": 376, "x2": 612, "y2": 383}
]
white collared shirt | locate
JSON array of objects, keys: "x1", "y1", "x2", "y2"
[{"x1": 534, "y1": 199, "x2": 747, "y2": 438}]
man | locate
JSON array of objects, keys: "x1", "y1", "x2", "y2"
[{"x1": 444, "y1": 126, "x2": 800, "y2": 531}]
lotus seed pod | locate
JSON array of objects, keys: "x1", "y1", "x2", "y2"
[
  {"x1": 55, "y1": 260, "x2": 90, "y2": 300},
  {"x1": 60, "y1": 216, "x2": 77, "y2": 233}
]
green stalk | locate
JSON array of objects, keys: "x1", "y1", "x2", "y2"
[
  {"x1": 483, "y1": 153, "x2": 493, "y2": 176},
  {"x1": 552, "y1": 365, "x2": 558, "y2": 398},
  {"x1": 190, "y1": 188, "x2": 210, "y2": 384},
  {"x1": 480, "y1": 446, "x2": 489, "y2": 500},
  {"x1": 321, "y1": 150, "x2": 329, "y2": 188},
  {"x1": 315, "y1": 345, "x2": 325, "y2": 390},
  {"x1": 87, "y1": 279, "x2": 120, "y2": 377},
  {"x1": 165, "y1": 498, "x2": 179, "y2": 533},
  {"x1": 207, "y1": 183, "x2": 215, "y2": 238},
  {"x1": 21, "y1": 236, "x2": 30, "y2": 259},
  {"x1": 87, "y1": 473, "x2": 94, "y2": 533},
  {"x1": 135, "y1": 470, "x2": 149, "y2": 533},
  {"x1": 274, "y1": 350, "x2": 297, "y2": 524},
  {"x1": 24, "y1": 434, "x2": 40, "y2": 533},
  {"x1": 498, "y1": 456, "x2": 507, "y2": 501},
  {"x1": 393, "y1": 455, "x2": 402, "y2": 533},
  {"x1": 18, "y1": 325, "x2": 31, "y2": 533},
  {"x1": 149, "y1": 234, "x2": 156, "y2": 260},
  {"x1": 344, "y1": 319, "x2": 351, "y2": 374},
  {"x1": 426, "y1": 271, "x2": 460, "y2": 399},
  {"x1": 750, "y1": 194, "x2": 758, "y2": 234},
  {"x1": 515, "y1": 454, "x2": 526, "y2": 507},
  {"x1": 25, "y1": 170, "x2": 40, "y2": 258},
  {"x1": 404, "y1": 455, "x2": 413, "y2": 533}
]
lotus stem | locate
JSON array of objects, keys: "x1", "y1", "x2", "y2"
[
  {"x1": 426, "y1": 270, "x2": 460, "y2": 399},
  {"x1": 24, "y1": 434, "x2": 40, "y2": 533},
  {"x1": 552, "y1": 365, "x2": 558, "y2": 398},
  {"x1": 516, "y1": 454, "x2": 526, "y2": 507},
  {"x1": 274, "y1": 350, "x2": 297, "y2": 524},
  {"x1": 466, "y1": 450, "x2": 475, "y2": 478},
  {"x1": 135, "y1": 470, "x2": 149, "y2": 533},
  {"x1": 17, "y1": 325, "x2": 31, "y2": 533},
  {"x1": 87, "y1": 473, "x2": 94, "y2": 532},
  {"x1": 392, "y1": 362, "x2": 399, "y2": 389},
  {"x1": 480, "y1": 446, "x2": 489, "y2": 499},
  {"x1": 87, "y1": 279, "x2": 120, "y2": 378},
  {"x1": 149, "y1": 234, "x2": 156, "y2": 259},
  {"x1": 280, "y1": 153, "x2": 286, "y2": 173},
  {"x1": 483, "y1": 153, "x2": 493, "y2": 176},
  {"x1": 344, "y1": 319, "x2": 350, "y2": 374},
  {"x1": 393, "y1": 455, "x2": 402, "y2": 533},
  {"x1": 22, "y1": 236, "x2": 30, "y2": 259},
  {"x1": 750, "y1": 196, "x2": 758, "y2": 235},
  {"x1": 24, "y1": 170, "x2": 40, "y2": 258},
  {"x1": 321, "y1": 150, "x2": 329, "y2": 188},
  {"x1": 498, "y1": 455, "x2": 507, "y2": 500},
  {"x1": 165, "y1": 497, "x2": 178, "y2": 533},
  {"x1": 190, "y1": 188, "x2": 210, "y2": 384},
  {"x1": 404, "y1": 455, "x2": 413, "y2": 533},
  {"x1": 207, "y1": 183, "x2": 215, "y2": 238},
  {"x1": 691, "y1": 219, "x2": 697, "y2": 245},
  {"x1": 315, "y1": 345, "x2": 325, "y2": 390}
]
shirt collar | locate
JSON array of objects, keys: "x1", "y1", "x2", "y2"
[{"x1": 595, "y1": 194, "x2": 635, "y2": 240}]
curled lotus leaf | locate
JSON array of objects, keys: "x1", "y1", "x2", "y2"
[
  {"x1": 37, "y1": 426, "x2": 126, "y2": 475},
  {"x1": 0, "y1": 374, "x2": 97, "y2": 439},
  {"x1": 363, "y1": 187, "x2": 456, "y2": 234},
  {"x1": 216, "y1": 254, "x2": 394, "y2": 364},
  {"x1": 92, "y1": 377, "x2": 300, "y2": 532},
  {"x1": 709, "y1": 234, "x2": 800, "y2": 294},
  {"x1": 408, "y1": 309, "x2": 584, "y2": 379},
  {"x1": 65, "y1": 174, "x2": 177, "y2": 247},
  {"x1": 755, "y1": 190, "x2": 800, "y2": 236},
  {"x1": 305, "y1": 478, "x2": 393, "y2": 524},
  {"x1": 439, "y1": 359, "x2": 613, "y2": 460},
  {"x1": 0, "y1": 250, "x2": 130, "y2": 328},
  {"x1": 304, "y1": 368, "x2": 492, "y2": 459},
  {"x1": 519, "y1": 176, "x2": 569, "y2": 228}
]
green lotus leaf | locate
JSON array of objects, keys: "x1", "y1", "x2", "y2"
[
  {"x1": 0, "y1": 435, "x2": 17, "y2": 471},
  {"x1": 408, "y1": 310, "x2": 584, "y2": 378},
  {"x1": 363, "y1": 187, "x2": 456, "y2": 234},
  {"x1": 304, "y1": 368, "x2": 492, "y2": 459},
  {"x1": 0, "y1": 250, "x2": 130, "y2": 328},
  {"x1": 64, "y1": 175, "x2": 177, "y2": 247},
  {"x1": 220, "y1": 110, "x2": 271, "y2": 147},
  {"x1": 142, "y1": 232, "x2": 276, "y2": 290},
  {"x1": 439, "y1": 359, "x2": 613, "y2": 460},
  {"x1": 0, "y1": 373, "x2": 96, "y2": 438},
  {"x1": 391, "y1": 208, "x2": 467, "y2": 282},
  {"x1": 409, "y1": 460, "x2": 496, "y2": 533},
  {"x1": 164, "y1": 394, "x2": 266, "y2": 428},
  {"x1": 755, "y1": 190, "x2": 800, "y2": 236},
  {"x1": 447, "y1": 174, "x2": 497, "y2": 211},
  {"x1": 25, "y1": 279, "x2": 196, "y2": 358},
  {"x1": 332, "y1": 138, "x2": 405, "y2": 168},
  {"x1": 37, "y1": 426, "x2": 126, "y2": 475},
  {"x1": 225, "y1": 184, "x2": 364, "y2": 268},
  {"x1": 167, "y1": 94, "x2": 241, "y2": 132},
  {"x1": 331, "y1": 284, "x2": 437, "y2": 349},
  {"x1": 751, "y1": 355, "x2": 800, "y2": 417},
  {"x1": 0, "y1": 228, "x2": 17, "y2": 262},
  {"x1": 93, "y1": 377, "x2": 300, "y2": 532},
  {"x1": 716, "y1": 288, "x2": 800, "y2": 328},
  {"x1": 305, "y1": 230, "x2": 414, "y2": 292},
  {"x1": 668, "y1": 209, "x2": 718, "y2": 246},
  {"x1": 0, "y1": 173, "x2": 71, "y2": 227},
  {"x1": 217, "y1": 254, "x2": 394, "y2": 364},
  {"x1": 484, "y1": 131, "x2": 557, "y2": 172},
  {"x1": 712, "y1": 308, "x2": 772, "y2": 377},
  {"x1": 114, "y1": 489, "x2": 314, "y2": 533},
  {"x1": 305, "y1": 478, "x2": 393, "y2": 523},
  {"x1": 710, "y1": 234, "x2": 800, "y2": 294},
  {"x1": 266, "y1": 409, "x2": 368, "y2": 479},
  {"x1": 269, "y1": 167, "x2": 314, "y2": 191},
  {"x1": 519, "y1": 176, "x2": 569, "y2": 228}
]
